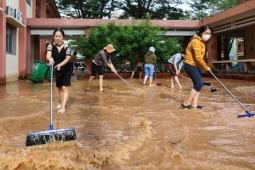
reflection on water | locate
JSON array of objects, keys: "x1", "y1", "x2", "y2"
[{"x1": 0, "y1": 77, "x2": 255, "y2": 169}]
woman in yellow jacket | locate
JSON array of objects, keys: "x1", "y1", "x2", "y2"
[{"x1": 181, "y1": 25, "x2": 211, "y2": 109}]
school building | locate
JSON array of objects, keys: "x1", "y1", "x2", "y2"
[{"x1": 0, "y1": 0, "x2": 255, "y2": 84}]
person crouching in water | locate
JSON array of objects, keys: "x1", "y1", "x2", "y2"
[
  {"x1": 85, "y1": 44, "x2": 117, "y2": 93},
  {"x1": 166, "y1": 50, "x2": 185, "y2": 89},
  {"x1": 143, "y1": 47, "x2": 157, "y2": 87},
  {"x1": 130, "y1": 61, "x2": 143, "y2": 79}
]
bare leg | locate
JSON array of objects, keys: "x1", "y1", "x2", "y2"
[
  {"x1": 58, "y1": 87, "x2": 62, "y2": 107},
  {"x1": 57, "y1": 86, "x2": 69, "y2": 113},
  {"x1": 174, "y1": 76, "x2": 182, "y2": 89},
  {"x1": 149, "y1": 78, "x2": 153, "y2": 87},
  {"x1": 86, "y1": 76, "x2": 95, "y2": 90},
  {"x1": 192, "y1": 92, "x2": 200, "y2": 107},
  {"x1": 60, "y1": 86, "x2": 69, "y2": 111},
  {"x1": 170, "y1": 76, "x2": 174, "y2": 88},
  {"x1": 139, "y1": 72, "x2": 142, "y2": 79},
  {"x1": 143, "y1": 75, "x2": 148, "y2": 85},
  {"x1": 182, "y1": 88, "x2": 198, "y2": 106},
  {"x1": 99, "y1": 75, "x2": 104, "y2": 91},
  {"x1": 130, "y1": 71, "x2": 134, "y2": 78}
]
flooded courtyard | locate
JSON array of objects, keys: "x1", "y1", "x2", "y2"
[{"x1": 0, "y1": 75, "x2": 255, "y2": 170}]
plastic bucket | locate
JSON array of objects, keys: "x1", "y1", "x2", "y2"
[{"x1": 29, "y1": 60, "x2": 48, "y2": 83}]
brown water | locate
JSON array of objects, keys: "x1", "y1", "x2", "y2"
[{"x1": 0, "y1": 76, "x2": 255, "y2": 170}]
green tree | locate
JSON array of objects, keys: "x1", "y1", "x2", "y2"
[
  {"x1": 56, "y1": 0, "x2": 116, "y2": 19},
  {"x1": 116, "y1": 0, "x2": 186, "y2": 19},
  {"x1": 187, "y1": 0, "x2": 240, "y2": 19},
  {"x1": 73, "y1": 15, "x2": 181, "y2": 70},
  {"x1": 56, "y1": 0, "x2": 187, "y2": 19}
]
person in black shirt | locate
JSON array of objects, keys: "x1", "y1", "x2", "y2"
[{"x1": 46, "y1": 29, "x2": 72, "y2": 113}]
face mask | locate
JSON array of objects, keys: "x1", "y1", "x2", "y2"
[{"x1": 202, "y1": 34, "x2": 211, "y2": 41}]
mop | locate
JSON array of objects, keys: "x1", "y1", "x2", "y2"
[
  {"x1": 26, "y1": 63, "x2": 76, "y2": 146},
  {"x1": 210, "y1": 70, "x2": 255, "y2": 118},
  {"x1": 114, "y1": 72, "x2": 136, "y2": 90},
  {"x1": 178, "y1": 74, "x2": 217, "y2": 92}
]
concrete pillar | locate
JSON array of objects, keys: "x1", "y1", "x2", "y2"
[
  {"x1": 26, "y1": 28, "x2": 32, "y2": 76},
  {"x1": 40, "y1": 39, "x2": 47, "y2": 63},
  {"x1": 41, "y1": 0, "x2": 46, "y2": 18},
  {"x1": 0, "y1": 0, "x2": 6, "y2": 84},
  {"x1": 32, "y1": 0, "x2": 36, "y2": 18},
  {"x1": 18, "y1": 0, "x2": 27, "y2": 79},
  {"x1": 207, "y1": 34, "x2": 218, "y2": 68}
]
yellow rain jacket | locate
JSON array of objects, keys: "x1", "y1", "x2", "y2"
[{"x1": 184, "y1": 35, "x2": 209, "y2": 70}]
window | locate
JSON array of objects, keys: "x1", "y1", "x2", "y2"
[
  {"x1": 6, "y1": 23, "x2": 16, "y2": 54},
  {"x1": 36, "y1": 0, "x2": 41, "y2": 18},
  {"x1": 26, "y1": 0, "x2": 31, "y2": 6}
]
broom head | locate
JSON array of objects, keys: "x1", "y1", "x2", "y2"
[
  {"x1": 238, "y1": 110, "x2": 255, "y2": 118},
  {"x1": 26, "y1": 127, "x2": 76, "y2": 147}
]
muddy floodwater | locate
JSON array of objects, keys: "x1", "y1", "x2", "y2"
[{"x1": 0, "y1": 76, "x2": 255, "y2": 170}]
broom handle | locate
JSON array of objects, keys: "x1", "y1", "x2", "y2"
[
  {"x1": 50, "y1": 64, "x2": 54, "y2": 130},
  {"x1": 80, "y1": 63, "x2": 91, "y2": 74},
  {"x1": 114, "y1": 72, "x2": 136, "y2": 90},
  {"x1": 178, "y1": 74, "x2": 191, "y2": 80},
  {"x1": 84, "y1": 67, "x2": 91, "y2": 74},
  {"x1": 209, "y1": 71, "x2": 247, "y2": 111}
]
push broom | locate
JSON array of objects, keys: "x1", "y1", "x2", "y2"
[
  {"x1": 26, "y1": 63, "x2": 76, "y2": 146},
  {"x1": 210, "y1": 70, "x2": 255, "y2": 118}
]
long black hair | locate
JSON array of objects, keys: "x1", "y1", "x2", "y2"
[
  {"x1": 53, "y1": 29, "x2": 65, "y2": 37},
  {"x1": 196, "y1": 25, "x2": 211, "y2": 36}
]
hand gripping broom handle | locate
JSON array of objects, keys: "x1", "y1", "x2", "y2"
[
  {"x1": 50, "y1": 64, "x2": 54, "y2": 130},
  {"x1": 114, "y1": 72, "x2": 136, "y2": 90},
  {"x1": 209, "y1": 70, "x2": 247, "y2": 111}
]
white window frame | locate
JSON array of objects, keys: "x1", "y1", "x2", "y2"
[{"x1": 27, "y1": 0, "x2": 31, "y2": 6}]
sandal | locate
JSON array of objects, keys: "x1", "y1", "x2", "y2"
[
  {"x1": 85, "y1": 89, "x2": 90, "y2": 93},
  {"x1": 196, "y1": 105, "x2": 203, "y2": 109},
  {"x1": 56, "y1": 104, "x2": 62, "y2": 109},
  {"x1": 57, "y1": 109, "x2": 65, "y2": 113},
  {"x1": 99, "y1": 90, "x2": 105, "y2": 92},
  {"x1": 56, "y1": 104, "x2": 67, "y2": 109},
  {"x1": 181, "y1": 104, "x2": 193, "y2": 109}
]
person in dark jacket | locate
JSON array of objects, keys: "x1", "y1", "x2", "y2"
[
  {"x1": 85, "y1": 44, "x2": 117, "y2": 92},
  {"x1": 143, "y1": 47, "x2": 157, "y2": 87}
]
